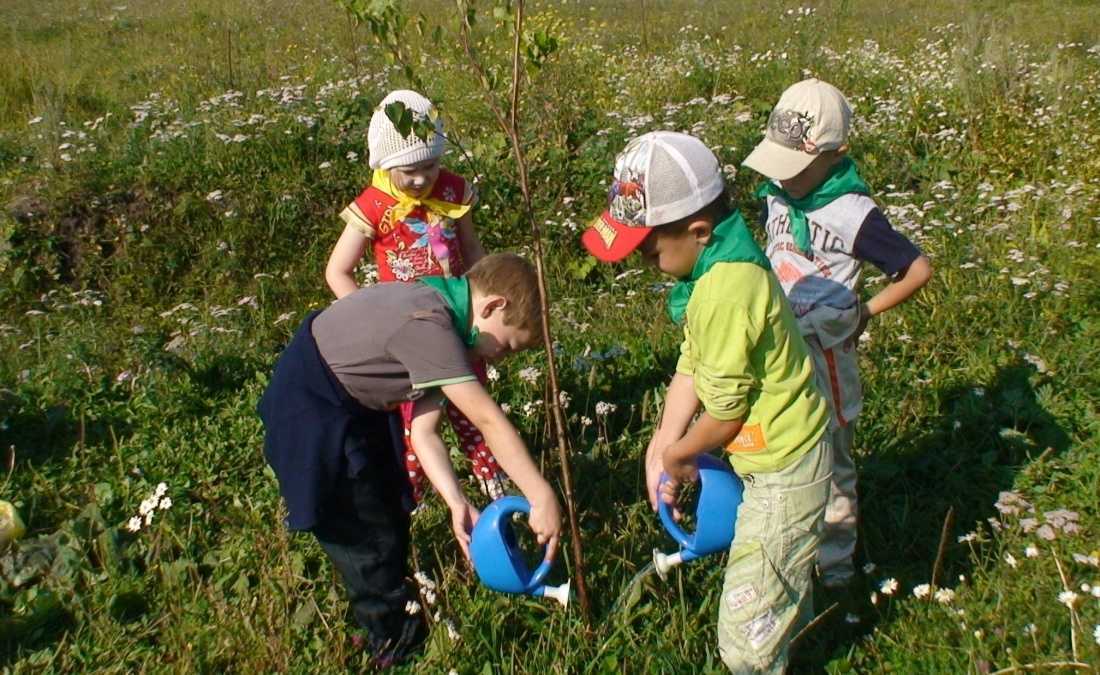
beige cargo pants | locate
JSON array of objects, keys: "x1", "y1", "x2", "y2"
[{"x1": 717, "y1": 436, "x2": 832, "y2": 673}]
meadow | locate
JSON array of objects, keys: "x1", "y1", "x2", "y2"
[{"x1": 1, "y1": 0, "x2": 1099, "y2": 671}]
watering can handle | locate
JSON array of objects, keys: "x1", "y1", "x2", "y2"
[
  {"x1": 499, "y1": 497, "x2": 554, "y2": 590},
  {"x1": 657, "y1": 472, "x2": 694, "y2": 551}
]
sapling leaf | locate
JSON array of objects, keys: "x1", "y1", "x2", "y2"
[{"x1": 384, "y1": 102, "x2": 413, "y2": 137}]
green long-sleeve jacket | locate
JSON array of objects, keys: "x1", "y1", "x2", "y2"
[{"x1": 675, "y1": 261, "x2": 828, "y2": 475}]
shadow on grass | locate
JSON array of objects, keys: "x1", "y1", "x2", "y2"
[{"x1": 794, "y1": 362, "x2": 1070, "y2": 672}]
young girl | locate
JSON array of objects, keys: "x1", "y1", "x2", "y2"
[{"x1": 325, "y1": 89, "x2": 507, "y2": 501}]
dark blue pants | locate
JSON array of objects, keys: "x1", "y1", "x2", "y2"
[{"x1": 311, "y1": 417, "x2": 427, "y2": 663}]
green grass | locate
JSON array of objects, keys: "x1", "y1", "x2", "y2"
[{"x1": 1, "y1": 0, "x2": 1099, "y2": 672}]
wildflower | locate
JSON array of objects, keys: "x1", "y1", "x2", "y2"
[
  {"x1": 1036, "y1": 524, "x2": 1056, "y2": 541},
  {"x1": 1023, "y1": 623, "x2": 1037, "y2": 636},
  {"x1": 444, "y1": 619, "x2": 460, "y2": 641},
  {"x1": 28, "y1": 116, "x2": 43, "y2": 125},
  {"x1": 1005, "y1": 553, "x2": 1018, "y2": 568},
  {"x1": 1058, "y1": 591, "x2": 1078, "y2": 608},
  {"x1": 973, "y1": 629, "x2": 983, "y2": 640},
  {"x1": 958, "y1": 532, "x2": 977, "y2": 543},
  {"x1": 318, "y1": 161, "x2": 332, "y2": 170},
  {"x1": 405, "y1": 600, "x2": 421, "y2": 614},
  {"x1": 994, "y1": 490, "x2": 1032, "y2": 516},
  {"x1": 486, "y1": 366, "x2": 500, "y2": 382},
  {"x1": 155, "y1": 482, "x2": 168, "y2": 498},
  {"x1": 499, "y1": 403, "x2": 511, "y2": 414},
  {"x1": 116, "y1": 370, "x2": 133, "y2": 383},
  {"x1": 126, "y1": 516, "x2": 142, "y2": 532},
  {"x1": 913, "y1": 583, "x2": 931, "y2": 599},
  {"x1": 346, "y1": 151, "x2": 359, "y2": 161},
  {"x1": 879, "y1": 578, "x2": 899, "y2": 596},
  {"x1": 1023, "y1": 353, "x2": 1048, "y2": 373},
  {"x1": 558, "y1": 391, "x2": 571, "y2": 409},
  {"x1": 934, "y1": 588, "x2": 955, "y2": 604},
  {"x1": 595, "y1": 401, "x2": 618, "y2": 416},
  {"x1": 1093, "y1": 586, "x2": 1100, "y2": 599},
  {"x1": 1025, "y1": 545, "x2": 1040, "y2": 558},
  {"x1": 1019, "y1": 517, "x2": 1038, "y2": 532},
  {"x1": 518, "y1": 367, "x2": 541, "y2": 383},
  {"x1": 206, "y1": 190, "x2": 224, "y2": 202},
  {"x1": 139, "y1": 496, "x2": 158, "y2": 516},
  {"x1": 159, "y1": 497, "x2": 172, "y2": 510},
  {"x1": 1072, "y1": 553, "x2": 1099, "y2": 568},
  {"x1": 870, "y1": 591, "x2": 878, "y2": 605},
  {"x1": 580, "y1": 416, "x2": 593, "y2": 427}
]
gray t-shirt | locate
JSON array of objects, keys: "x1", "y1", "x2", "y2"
[{"x1": 311, "y1": 282, "x2": 476, "y2": 410}]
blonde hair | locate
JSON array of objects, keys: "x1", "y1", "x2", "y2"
[{"x1": 466, "y1": 253, "x2": 541, "y2": 332}]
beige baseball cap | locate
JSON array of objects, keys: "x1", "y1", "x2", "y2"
[{"x1": 742, "y1": 78, "x2": 852, "y2": 181}]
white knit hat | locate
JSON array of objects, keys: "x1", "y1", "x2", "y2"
[{"x1": 367, "y1": 90, "x2": 446, "y2": 170}]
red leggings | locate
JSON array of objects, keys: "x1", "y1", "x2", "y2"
[{"x1": 399, "y1": 361, "x2": 503, "y2": 502}]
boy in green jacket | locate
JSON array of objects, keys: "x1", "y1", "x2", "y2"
[{"x1": 582, "y1": 131, "x2": 830, "y2": 673}]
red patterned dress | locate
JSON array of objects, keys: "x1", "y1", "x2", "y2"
[{"x1": 339, "y1": 169, "x2": 504, "y2": 501}]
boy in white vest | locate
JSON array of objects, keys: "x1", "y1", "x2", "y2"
[{"x1": 743, "y1": 78, "x2": 932, "y2": 588}]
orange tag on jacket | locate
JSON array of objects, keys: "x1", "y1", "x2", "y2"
[{"x1": 725, "y1": 424, "x2": 767, "y2": 453}]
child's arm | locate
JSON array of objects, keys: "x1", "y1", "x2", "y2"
[
  {"x1": 658, "y1": 412, "x2": 744, "y2": 519},
  {"x1": 455, "y1": 212, "x2": 486, "y2": 268},
  {"x1": 325, "y1": 224, "x2": 371, "y2": 299},
  {"x1": 409, "y1": 393, "x2": 479, "y2": 560},
  {"x1": 644, "y1": 372, "x2": 699, "y2": 511},
  {"x1": 855, "y1": 255, "x2": 933, "y2": 339},
  {"x1": 440, "y1": 379, "x2": 561, "y2": 561}
]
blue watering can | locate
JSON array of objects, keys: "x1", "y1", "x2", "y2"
[
  {"x1": 469, "y1": 496, "x2": 570, "y2": 607},
  {"x1": 653, "y1": 453, "x2": 744, "y2": 579}
]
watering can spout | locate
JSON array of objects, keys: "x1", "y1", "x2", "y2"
[
  {"x1": 536, "y1": 580, "x2": 571, "y2": 608},
  {"x1": 652, "y1": 548, "x2": 683, "y2": 580}
]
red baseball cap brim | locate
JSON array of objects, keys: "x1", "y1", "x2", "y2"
[{"x1": 581, "y1": 211, "x2": 653, "y2": 263}]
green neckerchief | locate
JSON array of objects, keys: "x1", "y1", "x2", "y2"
[
  {"x1": 666, "y1": 210, "x2": 771, "y2": 324},
  {"x1": 419, "y1": 275, "x2": 479, "y2": 347},
  {"x1": 755, "y1": 157, "x2": 870, "y2": 257}
]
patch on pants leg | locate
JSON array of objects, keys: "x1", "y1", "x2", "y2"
[
  {"x1": 724, "y1": 583, "x2": 759, "y2": 612},
  {"x1": 742, "y1": 609, "x2": 779, "y2": 650}
]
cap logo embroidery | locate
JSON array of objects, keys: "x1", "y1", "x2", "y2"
[
  {"x1": 608, "y1": 177, "x2": 646, "y2": 227},
  {"x1": 767, "y1": 109, "x2": 818, "y2": 153},
  {"x1": 591, "y1": 215, "x2": 618, "y2": 249}
]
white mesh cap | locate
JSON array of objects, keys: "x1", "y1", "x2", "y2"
[
  {"x1": 609, "y1": 131, "x2": 724, "y2": 228},
  {"x1": 583, "y1": 131, "x2": 724, "y2": 262},
  {"x1": 367, "y1": 90, "x2": 446, "y2": 170}
]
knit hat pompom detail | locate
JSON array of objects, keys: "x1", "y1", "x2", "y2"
[{"x1": 368, "y1": 90, "x2": 446, "y2": 170}]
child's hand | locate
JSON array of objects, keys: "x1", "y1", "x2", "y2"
[
  {"x1": 644, "y1": 434, "x2": 669, "y2": 512},
  {"x1": 449, "y1": 501, "x2": 481, "y2": 562},
  {"x1": 528, "y1": 491, "x2": 562, "y2": 563},
  {"x1": 660, "y1": 445, "x2": 699, "y2": 521}
]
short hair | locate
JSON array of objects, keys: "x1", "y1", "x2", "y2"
[
  {"x1": 466, "y1": 253, "x2": 542, "y2": 332},
  {"x1": 654, "y1": 188, "x2": 731, "y2": 235}
]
